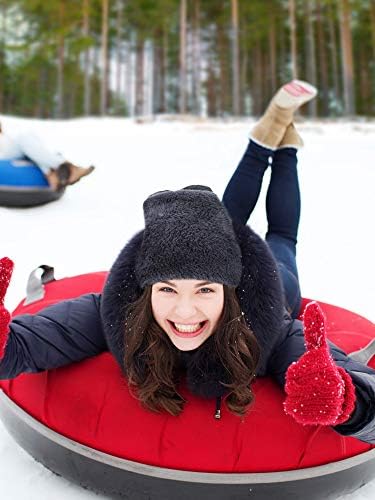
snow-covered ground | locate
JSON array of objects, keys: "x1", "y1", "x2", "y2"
[{"x1": 0, "y1": 116, "x2": 374, "y2": 499}]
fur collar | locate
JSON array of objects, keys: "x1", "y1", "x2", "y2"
[{"x1": 100, "y1": 222, "x2": 284, "y2": 399}]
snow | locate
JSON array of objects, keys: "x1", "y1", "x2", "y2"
[{"x1": 1, "y1": 116, "x2": 374, "y2": 499}]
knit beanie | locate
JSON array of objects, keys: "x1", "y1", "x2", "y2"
[{"x1": 135, "y1": 185, "x2": 242, "y2": 288}]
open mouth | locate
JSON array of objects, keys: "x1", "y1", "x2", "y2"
[{"x1": 168, "y1": 320, "x2": 208, "y2": 338}]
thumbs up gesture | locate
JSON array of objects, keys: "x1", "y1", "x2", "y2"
[
  {"x1": 0, "y1": 257, "x2": 14, "y2": 360},
  {"x1": 284, "y1": 301, "x2": 356, "y2": 426}
]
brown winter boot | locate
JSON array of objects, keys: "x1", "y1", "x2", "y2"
[
  {"x1": 59, "y1": 162, "x2": 95, "y2": 186},
  {"x1": 250, "y1": 80, "x2": 317, "y2": 149},
  {"x1": 46, "y1": 162, "x2": 95, "y2": 191},
  {"x1": 278, "y1": 123, "x2": 304, "y2": 149}
]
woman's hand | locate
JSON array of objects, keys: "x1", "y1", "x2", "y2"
[
  {"x1": 0, "y1": 257, "x2": 14, "y2": 360},
  {"x1": 284, "y1": 301, "x2": 356, "y2": 426}
]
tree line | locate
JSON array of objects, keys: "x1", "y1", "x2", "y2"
[{"x1": 0, "y1": 0, "x2": 374, "y2": 119}]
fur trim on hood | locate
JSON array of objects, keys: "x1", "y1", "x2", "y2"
[{"x1": 100, "y1": 222, "x2": 284, "y2": 399}]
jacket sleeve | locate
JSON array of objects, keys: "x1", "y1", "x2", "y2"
[
  {"x1": 267, "y1": 315, "x2": 375, "y2": 444},
  {"x1": 0, "y1": 293, "x2": 107, "y2": 380}
]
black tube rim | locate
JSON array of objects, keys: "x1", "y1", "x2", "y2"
[{"x1": 1, "y1": 390, "x2": 374, "y2": 485}]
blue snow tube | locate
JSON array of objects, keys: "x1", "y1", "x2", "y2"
[{"x1": 0, "y1": 159, "x2": 65, "y2": 207}]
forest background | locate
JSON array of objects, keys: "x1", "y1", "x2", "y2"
[{"x1": 0, "y1": 0, "x2": 373, "y2": 119}]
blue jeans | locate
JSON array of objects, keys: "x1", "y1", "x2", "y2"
[{"x1": 222, "y1": 140, "x2": 302, "y2": 318}]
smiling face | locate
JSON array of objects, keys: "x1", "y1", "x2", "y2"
[{"x1": 151, "y1": 279, "x2": 224, "y2": 351}]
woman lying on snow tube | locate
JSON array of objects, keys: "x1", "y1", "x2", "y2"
[
  {"x1": 0, "y1": 81, "x2": 375, "y2": 500},
  {"x1": 0, "y1": 122, "x2": 94, "y2": 207}
]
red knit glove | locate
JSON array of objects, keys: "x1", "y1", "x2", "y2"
[
  {"x1": 0, "y1": 257, "x2": 14, "y2": 360},
  {"x1": 284, "y1": 301, "x2": 356, "y2": 426}
]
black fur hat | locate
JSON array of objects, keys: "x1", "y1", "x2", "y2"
[{"x1": 135, "y1": 185, "x2": 242, "y2": 287}]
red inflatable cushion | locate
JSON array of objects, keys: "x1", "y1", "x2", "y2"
[{"x1": 1, "y1": 272, "x2": 374, "y2": 473}]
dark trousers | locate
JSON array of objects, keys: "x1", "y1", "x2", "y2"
[{"x1": 222, "y1": 140, "x2": 302, "y2": 318}]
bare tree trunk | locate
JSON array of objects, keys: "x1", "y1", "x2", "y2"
[
  {"x1": 305, "y1": 0, "x2": 317, "y2": 117},
  {"x1": 370, "y1": 0, "x2": 375, "y2": 60},
  {"x1": 339, "y1": 0, "x2": 355, "y2": 115},
  {"x1": 252, "y1": 41, "x2": 263, "y2": 116},
  {"x1": 214, "y1": 23, "x2": 233, "y2": 114},
  {"x1": 115, "y1": 0, "x2": 123, "y2": 114},
  {"x1": 370, "y1": 0, "x2": 375, "y2": 113},
  {"x1": 288, "y1": 0, "x2": 298, "y2": 79},
  {"x1": 90, "y1": 46, "x2": 99, "y2": 115},
  {"x1": 206, "y1": 55, "x2": 217, "y2": 116},
  {"x1": 278, "y1": 21, "x2": 287, "y2": 84},
  {"x1": 269, "y1": 10, "x2": 277, "y2": 95},
  {"x1": 124, "y1": 37, "x2": 134, "y2": 116},
  {"x1": 82, "y1": 0, "x2": 91, "y2": 116},
  {"x1": 231, "y1": 0, "x2": 240, "y2": 115},
  {"x1": 144, "y1": 40, "x2": 153, "y2": 116},
  {"x1": 152, "y1": 33, "x2": 162, "y2": 114},
  {"x1": 179, "y1": 0, "x2": 187, "y2": 113},
  {"x1": 100, "y1": 0, "x2": 109, "y2": 116},
  {"x1": 0, "y1": 1, "x2": 7, "y2": 113},
  {"x1": 358, "y1": 44, "x2": 371, "y2": 115},
  {"x1": 192, "y1": 0, "x2": 201, "y2": 115},
  {"x1": 316, "y1": 0, "x2": 329, "y2": 115},
  {"x1": 327, "y1": 1, "x2": 340, "y2": 109},
  {"x1": 68, "y1": 54, "x2": 79, "y2": 117},
  {"x1": 151, "y1": 27, "x2": 168, "y2": 114},
  {"x1": 240, "y1": 40, "x2": 248, "y2": 115},
  {"x1": 217, "y1": 24, "x2": 230, "y2": 114},
  {"x1": 37, "y1": 67, "x2": 44, "y2": 117},
  {"x1": 56, "y1": 0, "x2": 65, "y2": 118},
  {"x1": 161, "y1": 24, "x2": 168, "y2": 113},
  {"x1": 42, "y1": 67, "x2": 50, "y2": 117},
  {"x1": 135, "y1": 38, "x2": 145, "y2": 116},
  {"x1": 20, "y1": 44, "x2": 30, "y2": 114}
]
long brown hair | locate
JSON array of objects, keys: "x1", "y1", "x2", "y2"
[{"x1": 124, "y1": 285, "x2": 260, "y2": 417}]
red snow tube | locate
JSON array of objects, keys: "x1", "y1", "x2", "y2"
[{"x1": 0, "y1": 271, "x2": 375, "y2": 500}]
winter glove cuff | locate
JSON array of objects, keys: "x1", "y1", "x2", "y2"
[
  {"x1": 0, "y1": 257, "x2": 14, "y2": 360},
  {"x1": 334, "y1": 366, "x2": 356, "y2": 425}
]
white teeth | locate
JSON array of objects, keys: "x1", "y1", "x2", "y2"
[{"x1": 173, "y1": 322, "x2": 202, "y2": 333}]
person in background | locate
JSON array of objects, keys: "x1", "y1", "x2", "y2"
[{"x1": 0, "y1": 121, "x2": 94, "y2": 190}]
